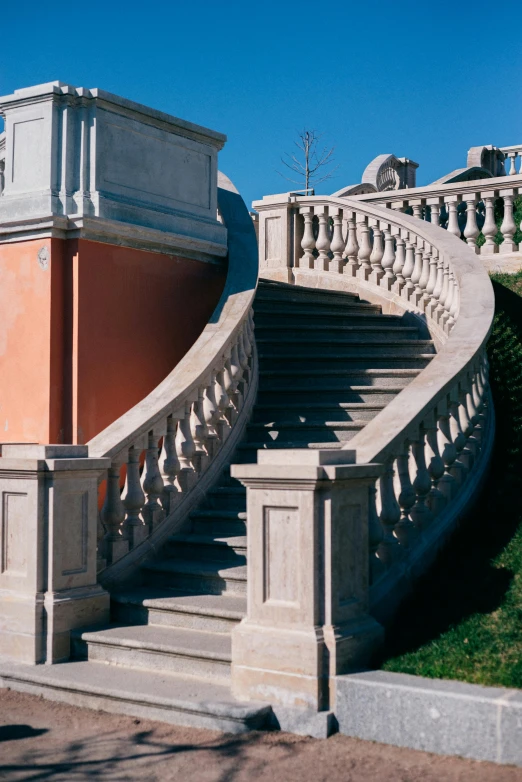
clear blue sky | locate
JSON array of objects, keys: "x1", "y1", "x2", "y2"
[{"x1": 1, "y1": 0, "x2": 521, "y2": 210}]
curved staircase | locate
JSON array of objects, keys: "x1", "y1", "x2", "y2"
[{"x1": 1, "y1": 280, "x2": 435, "y2": 732}]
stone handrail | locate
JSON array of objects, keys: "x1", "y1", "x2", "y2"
[
  {"x1": 88, "y1": 173, "x2": 258, "y2": 573},
  {"x1": 251, "y1": 192, "x2": 494, "y2": 619},
  {"x1": 350, "y1": 173, "x2": 522, "y2": 256}
]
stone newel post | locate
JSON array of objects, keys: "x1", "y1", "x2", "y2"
[
  {"x1": 0, "y1": 444, "x2": 110, "y2": 664},
  {"x1": 230, "y1": 451, "x2": 384, "y2": 714}
]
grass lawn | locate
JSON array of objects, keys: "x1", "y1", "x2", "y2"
[{"x1": 380, "y1": 271, "x2": 522, "y2": 689}]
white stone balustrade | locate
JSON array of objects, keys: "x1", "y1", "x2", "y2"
[
  {"x1": 500, "y1": 145, "x2": 522, "y2": 176},
  {"x1": 235, "y1": 192, "x2": 494, "y2": 710},
  {"x1": 343, "y1": 173, "x2": 522, "y2": 256}
]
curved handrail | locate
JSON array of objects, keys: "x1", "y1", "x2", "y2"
[
  {"x1": 90, "y1": 172, "x2": 259, "y2": 568},
  {"x1": 336, "y1": 197, "x2": 494, "y2": 464}
]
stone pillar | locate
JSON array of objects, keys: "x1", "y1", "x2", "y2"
[
  {"x1": 0, "y1": 444, "x2": 110, "y2": 664},
  {"x1": 253, "y1": 195, "x2": 300, "y2": 283},
  {"x1": 230, "y1": 452, "x2": 384, "y2": 714}
]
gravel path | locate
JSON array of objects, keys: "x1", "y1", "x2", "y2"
[{"x1": 1, "y1": 688, "x2": 521, "y2": 781}]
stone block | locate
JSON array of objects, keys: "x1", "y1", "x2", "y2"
[{"x1": 336, "y1": 670, "x2": 522, "y2": 766}]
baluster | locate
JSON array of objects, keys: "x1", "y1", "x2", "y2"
[
  {"x1": 238, "y1": 326, "x2": 249, "y2": 385},
  {"x1": 449, "y1": 395, "x2": 467, "y2": 486},
  {"x1": 425, "y1": 246, "x2": 438, "y2": 313},
  {"x1": 410, "y1": 427, "x2": 433, "y2": 531},
  {"x1": 329, "y1": 208, "x2": 345, "y2": 273},
  {"x1": 215, "y1": 364, "x2": 232, "y2": 441},
  {"x1": 101, "y1": 461, "x2": 128, "y2": 564},
  {"x1": 419, "y1": 245, "x2": 431, "y2": 310},
  {"x1": 402, "y1": 238, "x2": 416, "y2": 301},
  {"x1": 191, "y1": 386, "x2": 210, "y2": 472},
  {"x1": 435, "y1": 257, "x2": 450, "y2": 324},
  {"x1": 142, "y1": 430, "x2": 165, "y2": 532},
  {"x1": 507, "y1": 151, "x2": 517, "y2": 175},
  {"x1": 380, "y1": 227, "x2": 396, "y2": 290},
  {"x1": 0, "y1": 160, "x2": 4, "y2": 197},
  {"x1": 203, "y1": 371, "x2": 221, "y2": 458},
  {"x1": 392, "y1": 234, "x2": 406, "y2": 293},
  {"x1": 358, "y1": 216, "x2": 372, "y2": 280},
  {"x1": 411, "y1": 240, "x2": 424, "y2": 306},
  {"x1": 160, "y1": 415, "x2": 180, "y2": 515},
  {"x1": 175, "y1": 400, "x2": 197, "y2": 491},
  {"x1": 442, "y1": 267, "x2": 456, "y2": 331},
  {"x1": 394, "y1": 443, "x2": 418, "y2": 547},
  {"x1": 377, "y1": 459, "x2": 401, "y2": 565},
  {"x1": 412, "y1": 203, "x2": 423, "y2": 220},
  {"x1": 230, "y1": 341, "x2": 243, "y2": 413},
  {"x1": 368, "y1": 484, "x2": 386, "y2": 583},
  {"x1": 369, "y1": 222, "x2": 384, "y2": 284},
  {"x1": 299, "y1": 206, "x2": 315, "y2": 269},
  {"x1": 223, "y1": 353, "x2": 238, "y2": 424},
  {"x1": 436, "y1": 401, "x2": 458, "y2": 501},
  {"x1": 122, "y1": 445, "x2": 147, "y2": 547},
  {"x1": 344, "y1": 211, "x2": 359, "y2": 277},
  {"x1": 482, "y1": 195, "x2": 498, "y2": 254},
  {"x1": 500, "y1": 192, "x2": 518, "y2": 253},
  {"x1": 424, "y1": 413, "x2": 446, "y2": 517},
  {"x1": 315, "y1": 206, "x2": 331, "y2": 271},
  {"x1": 463, "y1": 197, "x2": 480, "y2": 253},
  {"x1": 446, "y1": 198, "x2": 461, "y2": 238},
  {"x1": 429, "y1": 202, "x2": 441, "y2": 227},
  {"x1": 448, "y1": 269, "x2": 459, "y2": 329},
  {"x1": 429, "y1": 249, "x2": 444, "y2": 321},
  {"x1": 457, "y1": 384, "x2": 475, "y2": 471}
]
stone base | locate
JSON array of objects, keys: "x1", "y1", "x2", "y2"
[
  {"x1": 231, "y1": 616, "x2": 384, "y2": 712},
  {"x1": 0, "y1": 586, "x2": 109, "y2": 664},
  {"x1": 269, "y1": 706, "x2": 337, "y2": 739}
]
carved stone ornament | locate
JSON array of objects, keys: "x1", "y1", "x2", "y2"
[{"x1": 37, "y1": 246, "x2": 49, "y2": 270}]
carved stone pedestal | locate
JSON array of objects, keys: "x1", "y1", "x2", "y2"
[{"x1": 230, "y1": 453, "x2": 384, "y2": 712}]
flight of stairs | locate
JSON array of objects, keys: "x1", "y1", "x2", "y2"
[{"x1": 0, "y1": 280, "x2": 435, "y2": 732}]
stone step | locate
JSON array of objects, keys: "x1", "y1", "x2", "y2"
[
  {"x1": 111, "y1": 588, "x2": 246, "y2": 632},
  {"x1": 255, "y1": 326, "x2": 420, "y2": 342},
  {"x1": 142, "y1": 558, "x2": 247, "y2": 595},
  {"x1": 236, "y1": 440, "x2": 344, "y2": 454},
  {"x1": 72, "y1": 624, "x2": 233, "y2": 684},
  {"x1": 0, "y1": 660, "x2": 271, "y2": 734},
  {"x1": 189, "y1": 508, "x2": 247, "y2": 536},
  {"x1": 246, "y1": 420, "x2": 365, "y2": 445},
  {"x1": 259, "y1": 364, "x2": 421, "y2": 391},
  {"x1": 166, "y1": 533, "x2": 247, "y2": 562},
  {"x1": 254, "y1": 310, "x2": 404, "y2": 327},
  {"x1": 252, "y1": 402, "x2": 386, "y2": 423},
  {"x1": 203, "y1": 485, "x2": 246, "y2": 511},
  {"x1": 258, "y1": 341, "x2": 435, "y2": 357},
  {"x1": 259, "y1": 355, "x2": 434, "y2": 371},
  {"x1": 255, "y1": 284, "x2": 360, "y2": 306},
  {"x1": 257, "y1": 387, "x2": 405, "y2": 405},
  {"x1": 254, "y1": 301, "x2": 382, "y2": 317}
]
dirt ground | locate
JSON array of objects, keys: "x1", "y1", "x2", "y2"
[{"x1": 1, "y1": 688, "x2": 521, "y2": 782}]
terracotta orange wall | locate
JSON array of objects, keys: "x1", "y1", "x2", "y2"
[
  {"x1": 0, "y1": 237, "x2": 226, "y2": 445},
  {"x1": 0, "y1": 238, "x2": 65, "y2": 443},
  {"x1": 71, "y1": 240, "x2": 226, "y2": 444}
]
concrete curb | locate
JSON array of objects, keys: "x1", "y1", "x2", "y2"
[{"x1": 336, "y1": 670, "x2": 522, "y2": 767}]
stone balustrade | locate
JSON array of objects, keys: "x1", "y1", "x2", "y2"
[
  {"x1": 347, "y1": 173, "x2": 522, "y2": 256},
  {"x1": 88, "y1": 174, "x2": 259, "y2": 581},
  {"x1": 231, "y1": 193, "x2": 494, "y2": 711},
  {"x1": 500, "y1": 145, "x2": 522, "y2": 176},
  {"x1": 0, "y1": 132, "x2": 4, "y2": 196}
]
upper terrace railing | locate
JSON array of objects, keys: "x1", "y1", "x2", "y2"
[
  {"x1": 252, "y1": 193, "x2": 495, "y2": 618},
  {"x1": 350, "y1": 172, "x2": 522, "y2": 256},
  {"x1": 88, "y1": 174, "x2": 258, "y2": 581}
]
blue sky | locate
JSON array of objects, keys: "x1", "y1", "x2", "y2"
[{"x1": 1, "y1": 0, "x2": 521, "y2": 210}]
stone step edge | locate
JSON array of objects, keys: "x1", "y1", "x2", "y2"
[
  {"x1": 0, "y1": 661, "x2": 271, "y2": 734},
  {"x1": 112, "y1": 591, "x2": 245, "y2": 620},
  {"x1": 75, "y1": 628, "x2": 232, "y2": 664}
]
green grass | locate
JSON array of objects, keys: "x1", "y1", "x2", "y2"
[{"x1": 379, "y1": 272, "x2": 522, "y2": 689}]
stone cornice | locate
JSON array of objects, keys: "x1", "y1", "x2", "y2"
[{"x1": 0, "y1": 215, "x2": 228, "y2": 264}]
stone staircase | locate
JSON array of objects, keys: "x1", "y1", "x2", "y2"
[{"x1": 0, "y1": 280, "x2": 435, "y2": 732}]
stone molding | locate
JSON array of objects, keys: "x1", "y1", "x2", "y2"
[{"x1": 0, "y1": 81, "x2": 227, "y2": 253}]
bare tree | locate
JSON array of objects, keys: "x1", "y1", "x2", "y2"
[{"x1": 277, "y1": 129, "x2": 339, "y2": 193}]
